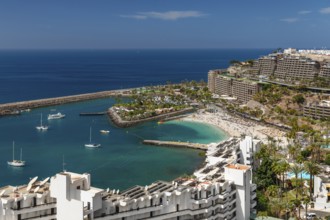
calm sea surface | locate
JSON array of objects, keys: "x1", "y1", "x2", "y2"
[{"x1": 0, "y1": 49, "x2": 272, "y2": 189}]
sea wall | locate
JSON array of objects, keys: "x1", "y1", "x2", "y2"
[
  {"x1": 143, "y1": 140, "x2": 207, "y2": 150},
  {"x1": 108, "y1": 107, "x2": 195, "y2": 128},
  {"x1": 0, "y1": 89, "x2": 130, "y2": 116}
]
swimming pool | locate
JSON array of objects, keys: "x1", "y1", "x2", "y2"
[{"x1": 287, "y1": 172, "x2": 310, "y2": 179}]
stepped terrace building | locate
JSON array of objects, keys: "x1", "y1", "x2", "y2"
[
  {"x1": 273, "y1": 56, "x2": 319, "y2": 81},
  {"x1": 303, "y1": 100, "x2": 330, "y2": 120},
  {"x1": 320, "y1": 63, "x2": 330, "y2": 80},
  {"x1": 0, "y1": 136, "x2": 259, "y2": 220},
  {"x1": 207, "y1": 73, "x2": 261, "y2": 103},
  {"x1": 208, "y1": 69, "x2": 227, "y2": 94},
  {"x1": 251, "y1": 55, "x2": 277, "y2": 76}
]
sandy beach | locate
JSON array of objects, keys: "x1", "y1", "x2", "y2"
[{"x1": 180, "y1": 108, "x2": 288, "y2": 146}]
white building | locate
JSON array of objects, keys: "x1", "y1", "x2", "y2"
[
  {"x1": 314, "y1": 171, "x2": 330, "y2": 210},
  {"x1": 0, "y1": 136, "x2": 259, "y2": 220}
]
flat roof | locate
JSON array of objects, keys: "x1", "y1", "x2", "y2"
[{"x1": 226, "y1": 164, "x2": 250, "y2": 171}]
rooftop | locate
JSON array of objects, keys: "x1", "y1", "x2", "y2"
[{"x1": 226, "y1": 164, "x2": 250, "y2": 171}]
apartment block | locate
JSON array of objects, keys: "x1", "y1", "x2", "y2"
[
  {"x1": 303, "y1": 100, "x2": 330, "y2": 119},
  {"x1": 320, "y1": 63, "x2": 330, "y2": 80},
  {"x1": 208, "y1": 73, "x2": 261, "y2": 103},
  {"x1": 0, "y1": 137, "x2": 259, "y2": 220},
  {"x1": 208, "y1": 70, "x2": 217, "y2": 93},
  {"x1": 232, "y1": 80, "x2": 260, "y2": 103},
  {"x1": 251, "y1": 56, "x2": 277, "y2": 76},
  {"x1": 208, "y1": 69, "x2": 227, "y2": 93},
  {"x1": 274, "y1": 56, "x2": 319, "y2": 80}
]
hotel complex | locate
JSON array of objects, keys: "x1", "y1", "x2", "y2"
[
  {"x1": 0, "y1": 136, "x2": 259, "y2": 220},
  {"x1": 251, "y1": 48, "x2": 330, "y2": 82},
  {"x1": 208, "y1": 48, "x2": 330, "y2": 108},
  {"x1": 303, "y1": 100, "x2": 330, "y2": 120},
  {"x1": 207, "y1": 71, "x2": 261, "y2": 103}
]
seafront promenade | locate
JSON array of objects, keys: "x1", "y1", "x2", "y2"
[{"x1": 0, "y1": 89, "x2": 131, "y2": 116}]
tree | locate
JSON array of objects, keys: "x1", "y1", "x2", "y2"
[
  {"x1": 325, "y1": 154, "x2": 330, "y2": 165},
  {"x1": 290, "y1": 164, "x2": 304, "y2": 199},
  {"x1": 304, "y1": 161, "x2": 321, "y2": 200},
  {"x1": 273, "y1": 160, "x2": 290, "y2": 189},
  {"x1": 255, "y1": 156, "x2": 277, "y2": 190},
  {"x1": 292, "y1": 94, "x2": 305, "y2": 105}
]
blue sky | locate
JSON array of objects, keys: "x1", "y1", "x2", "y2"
[{"x1": 1, "y1": 0, "x2": 330, "y2": 49}]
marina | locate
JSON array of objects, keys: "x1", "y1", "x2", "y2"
[{"x1": 0, "y1": 97, "x2": 226, "y2": 189}]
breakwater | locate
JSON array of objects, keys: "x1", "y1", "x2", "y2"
[
  {"x1": 79, "y1": 112, "x2": 107, "y2": 116},
  {"x1": 143, "y1": 140, "x2": 208, "y2": 150},
  {"x1": 108, "y1": 107, "x2": 195, "y2": 128},
  {"x1": 0, "y1": 89, "x2": 130, "y2": 116}
]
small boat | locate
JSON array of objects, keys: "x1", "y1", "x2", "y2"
[
  {"x1": 36, "y1": 113, "x2": 49, "y2": 131},
  {"x1": 20, "y1": 109, "x2": 31, "y2": 113},
  {"x1": 7, "y1": 141, "x2": 25, "y2": 167},
  {"x1": 48, "y1": 112, "x2": 65, "y2": 120},
  {"x1": 85, "y1": 127, "x2": 101, "y2": 148},
  {"x1": 100, "y1": 130, "x2": 110, "y2": 134}
]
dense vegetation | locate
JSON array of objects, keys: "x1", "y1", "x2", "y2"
[
  {"x1": 114, "y1": 81, "x2": 212, "y2": 121},
  {"x1": 255, "y1": 136, "x2": 325, "y2": 219}
]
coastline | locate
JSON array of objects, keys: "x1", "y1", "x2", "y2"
[{"x1": 178, "y1": 108, "x2": 288, "y2": 145}]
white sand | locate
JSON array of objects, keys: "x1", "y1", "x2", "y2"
[{"x1": 180, "y1": 109, "x2": 288, "y2": 146}]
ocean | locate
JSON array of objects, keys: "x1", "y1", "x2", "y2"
[{"x1": 0, "y1": 49, "x2": 272, "y2": 189}]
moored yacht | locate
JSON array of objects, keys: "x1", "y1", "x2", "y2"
[
  {"x1": 48, "y1": 112, "x2": 65, "y2": 120},
  {"x1": 85, "y1": 127, "x2": 101, "y2": 148},
  {"x1": 7, "y1": 141, "x2": 25, "y2": 167},
  {"x1": 36, "y1": 113, "x2": 49, "y2": 131}
]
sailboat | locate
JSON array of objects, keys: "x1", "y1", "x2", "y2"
[
  {"x1": 85, "y1": 127, "x2": 101, "y2": 148},
  {"x1": 7, "y1": 141, "x2": 26, "y2": 167},
  {"x1": 36, "y1": 113, "x2": 49, "y2": 131}
]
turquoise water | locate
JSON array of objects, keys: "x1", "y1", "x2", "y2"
[{"x1": 0, "y1": 98, "x2": 227, "y2": 190}]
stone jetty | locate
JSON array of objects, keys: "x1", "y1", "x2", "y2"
[
  {"x1": 0, "y1": 89, "x2": 130, "y2": 116},
  {"x1": 142, "y1": 140, "x2": 208, "y2": 150}
]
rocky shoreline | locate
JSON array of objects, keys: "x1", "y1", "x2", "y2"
[{"x1": 107, "y1": 106, "x2": 195, "y2": 128}]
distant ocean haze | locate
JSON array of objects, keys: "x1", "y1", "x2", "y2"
[{"x1": 0, "y1": 49, "x2": 272, "y2": 103}]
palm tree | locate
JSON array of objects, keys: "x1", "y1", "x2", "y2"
[
  {"x1": 273, "y1": 160, "x2": 290, "y2": 189},
  {"x1": 288, "y1": 144, "x2": 301, "y2": 161},
  {"x1": 290, "y1": 164, "x2": 304, "y2": 199},
  {"x1": 304, "y1": 161, "x2": 321, "y2": 200}
]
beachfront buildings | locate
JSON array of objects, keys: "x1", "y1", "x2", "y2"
[
  {"x1": 207, "y1": 72, "x2": 261, "y2": 103},
  {"x1": 313, "y1": 169, "x2": 330, "y2": 209},
  {"x1": 0, "y1": 136, "x2": 259, "y2": 220},
  {"x1": 303, "y1": 100, "x2": 330, "y2": 120}
]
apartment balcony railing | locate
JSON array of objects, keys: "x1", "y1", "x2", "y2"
[{"x1": 11, "y1": 202, "x2": 57, "y2": 215}]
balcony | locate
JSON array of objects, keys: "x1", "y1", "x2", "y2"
[
  {"x1": 251, "y1": 200, "x2": 257, "y2": 208},
  {"x1": 11, "y1": 203, "x2": 56, "y2": 215},
  {"x1": 251, "y1": 193, "x2": 257, "y2": 200},
  {"x1": 22, "y1": 213, "x2": 56, "y2": 220},
  {"x1": 250, "y1": 184, "x2": 257, "y2": 192}
]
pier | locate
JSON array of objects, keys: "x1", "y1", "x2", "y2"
[
  {"x1": 0, "y1": 89, "x2": 131, "y2": 116},
  {"x1": 142, "y1": 140, "x2": 208, "y2": 150},
  {"x1": 79, "y1": 112, "x2": 107, "y2": 116}
]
